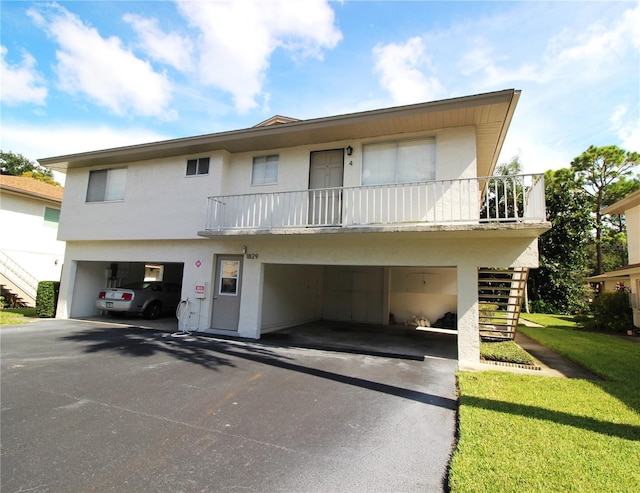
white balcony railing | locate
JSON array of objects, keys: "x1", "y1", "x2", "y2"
[{"x1": 204, "y1": 174, "x2": 546, "y2": 231}]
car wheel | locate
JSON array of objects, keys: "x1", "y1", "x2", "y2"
[{"x1": 143, "y1": 301, "x2": 162, "y2": 320}]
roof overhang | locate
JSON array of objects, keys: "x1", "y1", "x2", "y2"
[
  {"x1": 586, "y1": 263, "x2": 640, "y2": 281},
  {"x1": 39, "y1": 89, "x2": 521, "y2": 177},
  {"x1": 602, "y1": 190, "x2": 640, "y2": 215}
]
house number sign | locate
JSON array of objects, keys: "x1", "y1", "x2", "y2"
[{"x1": 245, "y1": 253, "x2": 259, "y2": 259}]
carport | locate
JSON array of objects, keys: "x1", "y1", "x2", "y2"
[
  {"x1": 259, "y1": 263, "x2": 458, "y2": 359},
  {"x1": 64, "y1": 260, "x2": 184, "y2": 319}
]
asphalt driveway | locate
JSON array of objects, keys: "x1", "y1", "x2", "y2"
[{"x1": 1, "y1": 319, "x2": 458, "y2": 493}]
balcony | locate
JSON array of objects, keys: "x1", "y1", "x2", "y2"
[{"x1": 202, "y1": 174, "x2": 546, "y2": 234}]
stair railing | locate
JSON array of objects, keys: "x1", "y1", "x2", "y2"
[{"x1": 0, "y1": 251, "x2": 39, "y2": 301}]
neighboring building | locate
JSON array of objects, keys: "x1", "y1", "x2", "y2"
[
  {"x1": 588, "y1": 189, "x2": 640, "y2": 328},
  {"x1": 0, "y1": 175, "x2": 65, "y2": 305},
  {"x1": 39, "y1": 89, "x2": 550, "y2": 366}
]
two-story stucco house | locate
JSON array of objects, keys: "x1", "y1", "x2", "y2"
[
  {"x1": 39, "y1": 89, "x2": 550, "y2": 366},
  {"x1": 588, "y1": 189, "x2": 640, "y2": 329},
  {"x1": 0, "y1": 175, "x2": 65, "y2": 306}
]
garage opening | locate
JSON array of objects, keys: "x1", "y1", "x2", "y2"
[
  {"x1": 69, "y1": 261, "x2": 184, "y2": 322},
  {"x1": 259, "y1": 264, "x2": 458, "y2": 359}
]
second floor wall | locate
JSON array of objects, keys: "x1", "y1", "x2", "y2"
[
  {"x1": 627, "y1": 204, "x2": 639, "y2": 265},
  {"x1": 58, "y1": 126, "x2": 478, "y2": 241}
]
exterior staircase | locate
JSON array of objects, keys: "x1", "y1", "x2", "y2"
[
  {"x1": 0, "y1": 251, "x2": 38, "y2": 307},
  {"x1": 478, "y1": 267, "x2": 529, "y2": 341}
]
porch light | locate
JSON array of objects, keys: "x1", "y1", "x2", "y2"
[{"x1": 346, "y1": 145, "x2": 353, "y2": 156}]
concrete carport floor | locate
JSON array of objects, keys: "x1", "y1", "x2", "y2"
[{"x1": 261, "y1": 320, "x2": 458, "y2": 361}]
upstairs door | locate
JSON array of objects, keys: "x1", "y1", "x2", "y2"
[{"x1": 309, "y1": 149, "x2": 344, "y2": 226}]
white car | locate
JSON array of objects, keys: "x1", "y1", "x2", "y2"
[{"x1": 97, "y1": 282, "x2": 181, "y2": 319}]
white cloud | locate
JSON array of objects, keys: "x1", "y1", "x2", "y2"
[
  {"x1": 542, "y1": 4, "x2": 639, "y2": 83},
  {"x1": 27, "y1": 4, "x2": 174, "y2": 118},
  {"x1": 0, "y1": 121, "x2": 171, "y2": 165},
  {"x1": 123, "y1": 13, "x2": 194, "y2": 72},
  {"x1": 373, "y1": 37, "x2": 445, "y2": 105},
  {"x1": 176, "y1": 0, "x2": 342, "y2": 113},
  {"x1": 610, "y1": 105, "x2": 640, "y2": 153},
  {"x1": 0, "y1": 46, "x2": 48, "y2": 105}
]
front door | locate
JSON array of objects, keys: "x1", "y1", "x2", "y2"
[
  {"x1": 211, "y1": 255, "x2": 242, "y2": 331},
  {"x1": 309, "y1": 149, "x2": 344, "y2": 226}
]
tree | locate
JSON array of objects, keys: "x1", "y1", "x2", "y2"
[
  {"x1": 482, "y1": 155, "x2": 525, "y2": 220},
  {"x1": 571, "y1": 145, "x2": 639, "y2": 274},
  {"x1": 0, "y1": 150, "x2": 60, "y2": 186},
  {"x1": 527, "y1": 168, "x2": 593, "y2": 313},
  {"x1": 601, "y1": 176, "x2": 640, "y2": 235}
]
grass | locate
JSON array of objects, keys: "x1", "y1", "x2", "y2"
[
  {"x1": 0, "y1": 308, "x2": 37, "y2": 325},
  {"x1": 480, "y1": 340, "x2": 535, "y2": 366},
  {"x1": 449, "y1": 314, "x2": 640, "y2": 493}
]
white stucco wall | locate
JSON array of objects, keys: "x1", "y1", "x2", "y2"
[
  {"x1": 57, "y1": 127, "x2": 477, "y2": 242},
  {"x1": 53, "y1": 122, "x2": 540, "y2": 366},
  {"x1": 389, "y1": 267, "x2": 457, "y2": 325},
  {"x1": 261, "y1": 264, "x2": 323, "y2": 331},
  {"x1": 0, "y1": 192, "x2": 65, "y2": 282},
  {"x1": 57, "y1": 232, "x2": 539, "y2": 366},
  {"x1": 626, "y1": 204, "x2": 639, "y2": 265}
]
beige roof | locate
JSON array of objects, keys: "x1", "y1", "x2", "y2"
[
  {"x1": 602, "y1": 189, "x2": 640, "y2": 215},
  {"x1": 39, "y1": 89, "x2": 521, "y2": 178},
  {"x1": 0, "y1": 175, "x2": 63, "y2": 203}
]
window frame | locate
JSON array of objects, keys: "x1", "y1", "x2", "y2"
[
  {"x1": 251, "y1": 154, "x2": 279, "y2": 186},
  {"x1": 186, "y1": 157, "x2": 210, "y2": 176},
  {"x1": 43, "y1": 207, "x2": 60, "y2": 227},
  {"x1": 361, "y1": 137, "x2": 436, "y2": 186},
  {"x1": 86, "y1": 168, "x2": 127, "y2": 203}
]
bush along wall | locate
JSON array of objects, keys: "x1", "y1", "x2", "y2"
[
  {"x1": 36, "y1": 281, "x2": 60, "y2": 318},
  {"x1": 592, "y1": 290, "x2": 633, "y2": 332}
]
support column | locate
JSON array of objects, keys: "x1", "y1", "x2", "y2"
[
  {"x1": 457, "y1": 262, "x2": 480, "y2": 367},
  {"x1": 237, "y1": 259, "x2": 264, "y2": 339},
  {"x1": 56, "y1": 259, "x2": 76, "y2": 319}
]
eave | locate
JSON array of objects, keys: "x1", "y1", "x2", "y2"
[{"x1": 38, "y1": 89, "x2": 520, "y2": 178}]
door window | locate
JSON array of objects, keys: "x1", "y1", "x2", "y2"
[{"x1": 219, "y1": 260, "x2": 240, "y2": 295}]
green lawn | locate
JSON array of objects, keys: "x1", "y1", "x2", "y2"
[
  {"x1": 449, "y1": 315, "x2": 640, "y2": 493},
  {"x1": 0, "y1": 308, "x2": 37, "y2": 325}
]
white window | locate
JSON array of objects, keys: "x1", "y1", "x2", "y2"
[
  {"x1": 219, "y1": 260, "x2": 240, "y2": 295},
  {"x1": 86, "y1": 168, "x2": 127, "y2": 202},
  {"x1": 186, "y1": 157, "x2": 210, "y2": 176},
  {"x1": 251, "y1": 155, "x2": 278, "y2": 185},
  {"x1": 362, "y1": 138, "x2": 436, "y2": 186}
]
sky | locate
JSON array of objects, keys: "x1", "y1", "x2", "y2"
[{"x1": 1, "y1": 0, "x2": 639, "y2": 180}]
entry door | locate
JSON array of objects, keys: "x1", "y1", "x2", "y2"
[
  {"x1": 309, "y1": 149, "x2": 344, "y2": 226},
  {"x1": 211, "y1": 255, "x2": 242, "y2": 331}
]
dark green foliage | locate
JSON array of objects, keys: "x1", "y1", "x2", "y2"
[
  {"x1": 0, "y1": 150, "x2": 60, "y2": 186},
  {"x1": 591, "y1": 291, "x2": 633, "y2": 332},
  {"x1": 36, "y1": 281, "x2": 60, "y2": 318},
  {"x1": 528, "y1": 168, "x2": 593, "y2": 314}
]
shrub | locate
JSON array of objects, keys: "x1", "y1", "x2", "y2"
[
  {"x1": 480, "y1": 340, "x2": 535, "y2": 365},
  {"x1": 529, "y1": 299, "x2": 557, "y2": 314},
  {"x1": 591, "y1": 290, "x2": 633, "y2": 332},
  {"x1": 36, "y1": 281, "x2": 60, "y2": 318}
]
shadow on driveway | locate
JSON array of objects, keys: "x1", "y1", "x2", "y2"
[{"x1": 61, "y1": 325, "x2": 457, "y2": 410}]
